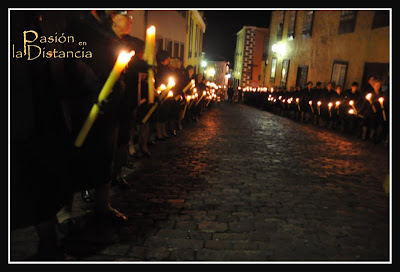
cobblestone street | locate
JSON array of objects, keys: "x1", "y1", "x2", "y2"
[{"x1": 10, "y1": 102, "x2": 390, "y2": 262}]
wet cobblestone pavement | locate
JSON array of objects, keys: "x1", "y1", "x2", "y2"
[{"x1": 10, "y1": 102, "x2": 390, "y2": 262}]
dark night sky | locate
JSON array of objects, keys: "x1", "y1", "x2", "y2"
[{"x1": 202, "y1": 10, "x2": 271, "y2": 67}]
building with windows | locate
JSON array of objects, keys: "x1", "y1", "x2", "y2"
[
  {"x1": 233, "y1": 26, "x2": 269, "y2": 88},
  {"x1": 185, "y1": 10, "x2": 206, "y2": 76},
  {"x1": 148, "y1": 10, "x2": 187, "y2": 61},
  {"x1": 263, "y1": 10, "x2": 390, "y2": 90},
  {"x1": 128, "y1": 10, "x2": 205, "y2": 70}
]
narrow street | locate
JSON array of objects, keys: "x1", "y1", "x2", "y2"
[{"x1": 11, "y1": 102, "x2": 390, "y2": 262}]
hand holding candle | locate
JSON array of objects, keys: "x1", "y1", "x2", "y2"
[{"x1": 74, "y1": 50, "x2": 135, "y2": 147}]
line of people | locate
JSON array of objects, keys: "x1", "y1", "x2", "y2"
[
  {"x1": 10, "y1": 10, "x2": 215, "y2": 260},
  {"x1": 241, "y1": 77, "x2": 389, "y2": 145}
]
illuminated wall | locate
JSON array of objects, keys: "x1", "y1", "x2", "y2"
[
  {"x1": 185, "y1": 10, "x2": 206, "y2": 74},
  {"x1": 264, "y1": 10, "x2": 390, "y2": 90},
  {"x1": 233, "y1": 26, "x2": 269, "y2": 88}
]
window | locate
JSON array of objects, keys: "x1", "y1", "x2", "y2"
[
  {"x1": 331, "y1": 61, "x2": 348, "y2": 87},
  {"x1": 262, "y1": 36, "x2": 269, "y2": 60},
  {"x1": 296, "y1": 65, "x2": 308, "y2": 88},
  {"x1": 270, "y1": 57, "x2": 277, "y2": 83},
  {"x1": 199, "y1": 31, "x2": 203, "y2": 57},
  {"x1": 281, "y1": 59, "x2": 290, "y2": 87},
  {"x1": 156, "y1": 37, "x2": 164, "y2": 52},
  {"x1": 277, "y1": 11, "x2": 284, "y2": 41},
  {"x1": 189, "y1": 16, "x2": 193, "y2": 58},
  {"x1": 180, "y1": 43, "x2": 184, "y2": 60},
  {"x1": 287, "y1": 10, "x2": 297, "y2": 40},
  {"x1": 372, "y1": 10, "x2": 389, "y2": 29},
  {"x1": 338, "y1": 11, "x2": 358, "y2": 34},
  {"x1": 302, "y1": 10, "x2": 314, "y2": 38},
  {"x1": 166, "y1": 39, "x2": 173, "y2": 57},
  {"x1": 173, "y1": 41, "x2": 179, "y2": 58},
  {"x1": 195, "y1": 24, "x2": 199, "y2": 57}
]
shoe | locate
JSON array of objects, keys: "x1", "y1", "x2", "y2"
[{"x1": 96, "y1": 208, "x2": 128, "y2": 224}]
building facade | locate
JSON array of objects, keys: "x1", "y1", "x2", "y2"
[
  {"x1": 263, "y1": 10, "x2": 390, "y2": 90},
  {"x1": 185, "y1": 10, "x2": 206, "y2": 75},
  {"x1": 129, "y1": 10, "x2": 205, "y2": 70},
  {"x1": 233, "y1": 26, "x2": 269, "y2": 88}
]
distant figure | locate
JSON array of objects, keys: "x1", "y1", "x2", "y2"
[{"x1": 227, "y1": 86, "x2": 234, "y2": 103}]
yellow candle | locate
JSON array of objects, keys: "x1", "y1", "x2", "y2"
[
  {"x1": 317, "y1": 101, "x2": 321, "y2": 115},
  {"x1": 183, "y1": 80, "x2": 195, "y2": 94},
  {"x1": 365, "y1": 93, "x2": 376, "y2": 112},
  {"x1": 142, "y1": 102, "x2": 158, "y2": 124},
  {"x1": 328, "y1": 102, "x2": 333, "y2": 118},
  {"x1": 349, "y1": 100, "x2": 357, "y2": 114},
  {"x1": 196, "y1": 91, "x2": 207, "y2": 106},
  {"x1": 144, "y1": 26, "x2": 156, "y2": 104},
  {"x1": 309, "y1": 100, "x2": 314, "y2": 114},
  {"x1": 74, "y1": 50, "x2": 135, "y2": 147},
  {"x1": 378, "y1": 97, "x2": 386, "y2": 121}
]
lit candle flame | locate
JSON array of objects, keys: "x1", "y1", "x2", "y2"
[
  {"x1": 167, "y1": 77, "x2": 175, "y2": 88},
  {"x1": 279, "y1": 96, "x2": 282, "y2": 100},
  {"x1": 328, "y1": 102, "x2": 333, "y2": 108},
  {"x1": 349, "y1": 100, "x2": 354, "y2": 106},
  {"x1": 117, "y1": 50, "x2": 136, "y2": 65},
  {"x1": 147, "y1": 25, "x2": 155, "y2": 36},
  {"x1": 349, "y1": 109, "x2": 355, "y2": 114},
  {"x1": 203, "y1": 91, "x2": 206, "y2": 95},
  {"x1": 296, "y1": 98, "x2": 299, "y2": 103},
  {"x1": 366, "y1": 93, "x2": 372, "y2": 100},
  {"x1": 167, "y1": 90, "x2": 173, "y2": 98},
  {"x1": 335, "y1": 101, "x2": 340, "y2": 106},
  {"x1": 309, "y1": 100, "x2": 312, "y2": 105},
  {"x1": 317, "y1": 101, "x2": 321, "y2": 106},
  {"x1": 379, "y1": 97, "x2": 384, "y2": 103}
]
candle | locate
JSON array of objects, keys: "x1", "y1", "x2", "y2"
[
  {"x1": 196, "y1": 90, "x2": 207, "y2": 106},
  {"x1": 365, "y1": 93, "x2": 376, "y2": 112},
  {"x1": 378, "y1": 97, "x2": 386, "y2": 121},
  {"x1": 309, "y1": 100, "x2": 314, "y2": 114},
  {"x1": 335, "y1": 101, "x2": 340, "y2": 115},
  {"x1": 75, "y1": 50, "x2": 135, "y2": 147},
  {"x1": 181, "y1": 96, "x2": 191, "y2": 119},
  {"x1": 349, "y1": 100, "x2": 357, "y2": 114},
  {"x1": 144, "y1": 26, "x2": 156, "y2": 104},
  {"x1": 328, "y1": 102, "x2": 333, "y2": 118},
  {"x1": 182, "y1": 79, "x2": 195, "y2": 94},
  {"x1": 317, "y1": 101, "x2": 321, "y2": 115},
  {"x1": 142, "y1": 79, "x2": 175, "y2": 123}
]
